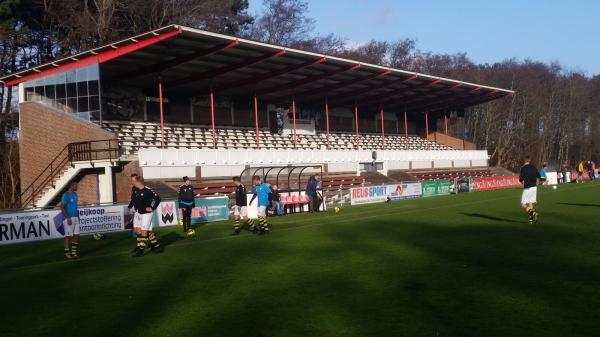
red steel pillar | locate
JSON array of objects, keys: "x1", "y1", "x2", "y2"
[
  {"x1": 444, "y1": 113, "x2": 448, "y2": 147},
  {"x1": 292, "y1": 94, "x2": 297, "y2": 149},
  {"x1": 254, "y1": 93, "x2": 260, "y2": 149},
  {"x1": 158, "y1": 78, "x2": 165, "y2": 148},
  {"x1": 325, "y1": 97, "x2": 330, "y2": 149},
  {"x1": 354, "y1": 101, "x2": 360, "y2": 149},
  {"x1": 380, "y1": 104, "x2": 385, "y2": 149},
  {"x1": 210, "y1": 87, "x2": 216, "y2": 149},
  {"x1": 404, "y1": 110, "x2": 408, "y2": 148},
  {"x1": 425, "y1": 111, "x2": 430, "y2": 150}
]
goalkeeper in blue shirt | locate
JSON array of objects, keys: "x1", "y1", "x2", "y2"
[{"x1": 249, "y1": 175, "x2": 271, "y2": 235}]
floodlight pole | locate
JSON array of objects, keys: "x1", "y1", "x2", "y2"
[
  {"x1": 354, "y1": 100, "x2": 360, "y2": 149},
  {"x1": 380, "y1": 104, "x2": 385, "y2": 149},
  {"x1": 254, "y1": 93, "x2": 260, "y2": 149},
  {"x1": 292, "y1": 94, "x2": 297, "y2": 149},
  {"x1": 158, "y1": 77, "x2": 165, "y2": 148},
  {"x1": 210, "y1": 86, "x2": 216, "y2": 149},
  {"x1": 325, "y1": 96, "x2": 330, "y2": 149},
  {"x1": 404, "y1": 110, "x2": 408, "y2": 148},
  {"x1": 425, "y1": 111, "x2": 430, "y2": 150}
]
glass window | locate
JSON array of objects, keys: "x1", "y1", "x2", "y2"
[
  {"x1": 66, "y1": 70, "x2": 76, "y2": 83},
  {"x1": 56, "y1": 83, "x2": 66, "y2": 99},
  {"x1": 45, "y1": 85, "x2": 55, "y2": 99},
  {"x1": 89, "y1": 96, "x2": 99, "y2": 111},
  {"x1": 76, "y1": 67, "x2": 87, "y2": 82},
  {"x1": 77, "y1": 82, "x2": 88, "y2": 96},
  {"x1": 66, "y1": 83, "x2": 77, "y2": 97},
  {"x1": 77, "y1": 97, "x2": 89, "y2": 112},
  {"x1": 22, "y1": 63, "x2": 100, "y2": 121},
  {"x1": 34, "y1": 86, "x2": 44, "y2": 96},
  {"x1": 88, "y1": 80, "x2": 99, "y2": 95},
  {"x1": 67, "y1": 98, "x2": 78, "y2": 112}
]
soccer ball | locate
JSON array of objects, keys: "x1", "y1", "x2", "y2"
[
  {"x1": 186, "y1": 229, "x2": 196, "y2": 238},
  {"x1": 92, "y1": 233, "x2": 104, "y2": 241},
  {"x1": 553, "y1": 185, "x2": 557, "y2": 190},
  {"x1": 334, "y1": 207, "x2": 340, "y2": 213}
]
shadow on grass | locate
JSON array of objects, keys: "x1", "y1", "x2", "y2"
[
  {"x1": 460, "y1": 212, "x2": 519, "y2": 223},
  {"x1": 558, "y1": 202, "x2": 600, "y2": 208}
]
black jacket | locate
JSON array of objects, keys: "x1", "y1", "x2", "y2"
[
  {"x1": 128, "y1": 186, "x2": 161, "y2": 214},
  {"x1": 178, "y1": 184, "x2": 195, "y2": 205},
  {"x1": 271, "y1": 190, "x2": 280, "y2": 202},
  {"x1": 519, "y1": 164, "x2": 540, "y2": 189},
  {"x1": 235, "y1": 183, "x2": 248, "y2": 207}
]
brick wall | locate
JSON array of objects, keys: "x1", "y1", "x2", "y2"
[
  {"x1": 114, "y1": 161, "x2": 139, "y2": 203},
  {"x1": 19, "y1": 102, "x2": 117, "y2": 204}
]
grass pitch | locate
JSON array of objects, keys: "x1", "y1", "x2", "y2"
[{"x1": 1, "y1": 183, "x2": 599, "y2": 337}]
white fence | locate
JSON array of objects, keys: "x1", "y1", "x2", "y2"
[{"x1": 138, "y1": 149, "x2": 489, "y2": 179}]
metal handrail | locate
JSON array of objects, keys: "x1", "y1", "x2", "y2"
[{"x1": 17, "y1": 139, "x2": 120, "y2": 208}]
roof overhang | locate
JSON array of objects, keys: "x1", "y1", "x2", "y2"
[{"x1": 0, "y1": 24, "x2": 514, "y2": 114}]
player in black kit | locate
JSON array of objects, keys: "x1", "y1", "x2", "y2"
[
  {"x1": 128, "y1": 174, "x2": 163, "y2": 257},
  {"x1": 178, "y1": 176, "x2": 195, "y2": 235}
]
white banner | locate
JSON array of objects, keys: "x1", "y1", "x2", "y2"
[
  {"x1": 0, "y1": 205, "x2": 124, "y2": 246},
  {"x1": 545, "y1": 172, "x2": 558, "y2": 185},
  {"x1": 388, "y1": 182, "x2": 422, "y2": 200},
  {"x1": 156, "y1": 201, "x2": 179, "y2": 227},
  {"x1": 76, "y1": 205, "x2": 124, "y2": 234},
  {"x1": 0, "y1": 210, "x2": 63, "y2": 245},
  {"x1": 350, "y1": 185, "x2": 390, "y2": 205}
]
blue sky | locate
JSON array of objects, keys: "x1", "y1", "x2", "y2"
[{"x1": 249, "y1": 0, "x2": 600, "y2": 75}]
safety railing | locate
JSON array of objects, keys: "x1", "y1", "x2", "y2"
[{"x1": 17, "y1": 139, "x2": 120, "y2": 208}]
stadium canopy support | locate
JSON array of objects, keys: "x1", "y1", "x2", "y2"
[
  {"x1": 404, "y1": 110, "x2": 408, "y2": 148},
  {"x1": 292, "y1": 94, "x2": 297, "y2": 149},
  {"x1": 253, "y1": 93, "x2": 260, "y2": 149},
  {"x1": 425, "y1": 112, "x2": 429, "y2": 150},
  {"x1": 210, "y1": 87, "x2": 216, "y2": 149},
  {"x1": 325, "y1": 97, "x2": 330, "y2": 149},
  {"x1": 158, "y1": 78, "x2": 165, "y2": 148},
  {"x1": 444, "y1": 113, "x2": 449, "y2": 147},
  {"x1": 380, "y1": 104, "x2": 385, "y2": 149},
  {"x1": 354, "y1": 101, "x2": 360, "y2": 149}
]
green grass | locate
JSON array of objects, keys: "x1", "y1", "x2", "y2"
[{"x1": 1, "y1": 183, "x2": 600, "y2": 337}]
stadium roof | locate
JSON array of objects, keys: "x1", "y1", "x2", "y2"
[{"x1": 0, "y1": 25, "x2": 514, "y2": 113}]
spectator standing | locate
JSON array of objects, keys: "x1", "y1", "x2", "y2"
[
  {"x1": 271, "y1": 185, "x2": 284, "y2": 216},
  {"x1": 305, "y1": 174, "x2": 322, "y2": 212}
]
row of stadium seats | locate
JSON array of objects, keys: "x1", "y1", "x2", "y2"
[
  {"x1": 101, "y1": 121, "x2": 454, "y2": 155},
  {"x1": 412, "y1": 169, "x2": 492, "y2": 181}
]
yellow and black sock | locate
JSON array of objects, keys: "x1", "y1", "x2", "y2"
[
  {"x1": 234, "y1": 219, "x2": 240, "y2": 230},
  {"x1": 258, "y1": 217, "x2": 269, "y2": 232},
  {"x1": 148, "y1": 232, "x2": 160, "y2": 248},
  {"x1": 136, "y1": 236, "x2": 147, "y2": 251},
  {"x1": 246, "y1": 218, "x2": 255, "y2": 230},
  {"x1": 64, "y1": 247, "x2": 70, "y2": 255},
  {"x1": 70, "y1": 242, "x2": 79, "y2": 256}
]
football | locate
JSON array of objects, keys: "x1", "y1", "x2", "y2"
[
  {"x1": 334, "y1": 207, "x2": 340, "y2": 213},
  {"x1": 553, "y1": 185, "x2": 557, "y2": 190},
  {"x1": 92, "y1": 233, "x2": 105, "y2": 241},
  {"x1": 186, "y1": 229, "x2": 196, "y2": 238}
]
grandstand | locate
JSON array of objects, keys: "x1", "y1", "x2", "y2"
[{"x1": 0, "y1": 24, "x2": 513, "y2": 208}]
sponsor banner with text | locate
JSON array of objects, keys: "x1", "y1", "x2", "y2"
[
  {"x1": 471, "y1": 176, "x2": 521, "y2": 192},
  {"x1": 421, "y1": 180, "x2": 452, "y2": 197},
  {"x1": 388, "y1": 183, "x2": 422, "y2": 200},
  {"x1": 350, "y1": 185, "x2": 390, "y2": 205},
  {"x1": 190, "y1": 197, "x2": 229, "y2": 223}
]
